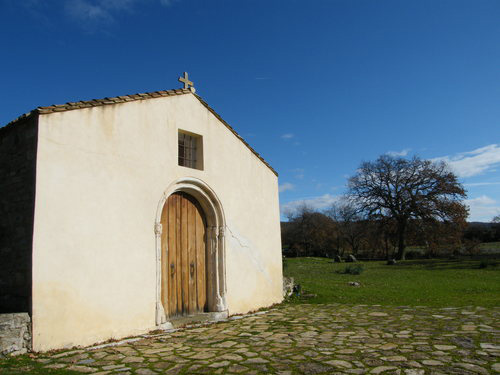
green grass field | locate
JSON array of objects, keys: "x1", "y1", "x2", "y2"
[{"x1": 283, "y1": 257, "x2": 500, "y2": 307}]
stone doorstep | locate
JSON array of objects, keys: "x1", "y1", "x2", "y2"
[{"x1": 168, "y1": 311, "x2": 229, "y2": 329}]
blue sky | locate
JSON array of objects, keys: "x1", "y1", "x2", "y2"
[{"x1": 1, "y1": 0, "x2": 499, "y2": 221}]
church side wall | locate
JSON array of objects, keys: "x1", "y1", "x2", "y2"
[
  {"x1": 0, "y1": 117, "x2": 38, "y2": 314},
  {"x1": 32, "y1": 94, "x2": 282, "y2": 351}
]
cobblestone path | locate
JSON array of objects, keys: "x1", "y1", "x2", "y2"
[{"x1": 37, "y1": 304, "x2": 499, "y2": 374}]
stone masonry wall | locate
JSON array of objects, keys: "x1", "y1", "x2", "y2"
[
  {"x1": 0, "y1": 313, "x2": 31, "y2": 356},
  {"x1": 0, "y1": 115, "x2": 38, "y2": 314}
]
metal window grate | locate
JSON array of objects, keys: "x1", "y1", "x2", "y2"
[{"x1": 178, "y1": 133, "x2": 197, "y2": 168}]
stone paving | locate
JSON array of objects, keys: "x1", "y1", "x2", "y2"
[{"x1": 35, "y1": 304, "x2": 499, "y2": 374}]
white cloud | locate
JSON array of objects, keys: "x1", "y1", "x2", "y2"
[
  {"x1": 386, "y1": 148, "x2": 411, "y2": 157},
  {"x1": 281, "y1": 133, "x2": 294, "y2": 140},
  {"x1": 65, "y1": 0, "x2": 176, "y2": 24},
  {"x1": 13, "y1": 0, "x2": 51, "y2": 23},
  {"x1": 465, "y1": 195, "x2": 500, "y2": 222},
  {"x1": 278, "y1": 183, "x2": 294, "y2": 193},
  {"x1": 65, "y1": 0, "x2": 111, "y2": 23},
  {"x1": 291, "y1": 168, "x2": 304, "y2": 179},
  {"x1": 433, "y1": 144, "x2": 500, "y2": 178},
  {"x1": 466, "y1": 195, "x2": 496, "y2": 206},
  {"x1": 280, "y1": 194, "x2": 340, "y2": 214},
  {"x1": 464, "y1": 182, "x2": 500, "y2": 187},
  {"x1": 102, "y1": 0, "x2": 137, "y2": 10}
]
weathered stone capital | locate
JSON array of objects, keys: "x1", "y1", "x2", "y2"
[
  {"x1": 209, "y1": 226, "x2": 219, "y2": 239},
  {"x1": 208, "y1": 226, "x2": 219, "y2": 254},
  {"x1": 218, "y1": 226, "x2": 225, "y2": 238},
  {"x1": 154, "y1": 223, "x2": 162, "y2": 236}
]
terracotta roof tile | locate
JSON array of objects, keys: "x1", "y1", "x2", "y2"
[{"x1": 33, "y1": 89, "x2": 189, "y2": 114}]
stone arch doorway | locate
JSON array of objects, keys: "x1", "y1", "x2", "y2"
[{"x1": 154, "y1": 178, "x2": 227, "y2": 326}]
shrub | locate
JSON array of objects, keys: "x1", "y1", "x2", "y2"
[
  {"x1": 405, "y1": 250, "x2": 422, "y2": 259},
  {"x1": 479, "y1": 259, "x2": 497, "y2": 269},
  {"x1": 293, "y1": 283, "x2": 302, "y2": 295},
  {"x1": 340, "y1": 264, "x2": 364, "y2": 275},
  {"x1": 282, "y1": 256, "x2": 288, "y2": 271}
]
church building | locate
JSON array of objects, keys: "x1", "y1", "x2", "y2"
[{"x1": 0, "y1": 74, "x2": 283, "y2": 351}]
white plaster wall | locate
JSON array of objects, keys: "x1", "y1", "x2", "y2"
[{"x1": 32, "y1": 94, "x2": 283, "y2": 351}]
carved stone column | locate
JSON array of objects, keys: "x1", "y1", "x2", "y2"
[
  {"x1": 215, "y1": 226, "x2": 227, "y2": 311},
  {"x1": 154, "y1": 222, "x2": 166, "y2": 325},
  {"x1": 207, "y1": 226, "x2": 221, "y2": 311}
]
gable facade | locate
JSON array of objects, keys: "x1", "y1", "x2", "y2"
[{"x1": 1, "y1": 90, "x2": 283, "y2": 351}]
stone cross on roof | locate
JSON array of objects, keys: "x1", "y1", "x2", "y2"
[{"x1": 178, "y1": 72, "x2": 196, "y2": 93}]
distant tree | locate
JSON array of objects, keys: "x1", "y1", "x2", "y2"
[
  {"x1": 419, "y1": 219, "x2": 466, "y2": 257},
  {"x1": 492, "y1": 215, "x2": 500, "y2": 242},
  {"x1": 325, "y1": 200, "x2": 366, "y2": 256},
  {"x1": 464, "y1": 222, "x2": 495, "y2": 243},
  {"x1": 347, "y1": 155, "x2": 468, "y2": 260},
  {"x1": 282, "y1": 204, "x2": 336, "y2": 257},
  {"x1": 361, "y1": 218, "x2": 395, "y2": 259}
]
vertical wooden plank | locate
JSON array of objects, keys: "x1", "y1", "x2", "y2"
[
  {"x1": 167, "y1": 195, "x2": 177, "y2": 317},
  {"x1": 180, "y1": 193, "x2": 189, "y2": 314},
  {"x1": 175, "y1": 194, "x2": 182, "y2": 315},
  {"x1": 195, "y1": 203, "x2": 206, "y2": 312},
  {"x1": 160, "y1": 199, "x2": 169, "y2": 315},
  {"x1": 206, "y1": 223, "x2": 214, "y2": 311},
  {"x1": 187, "y1": 198, "x2": 197, "y2": 314}
]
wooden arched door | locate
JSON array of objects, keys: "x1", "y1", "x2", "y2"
[{"x1": 160, "y1": 192, "x2": 207, "y2": 317}]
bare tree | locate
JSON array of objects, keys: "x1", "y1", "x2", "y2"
[{"x1": 347, "y1": 155, "x2": 468, "y2": 260}]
